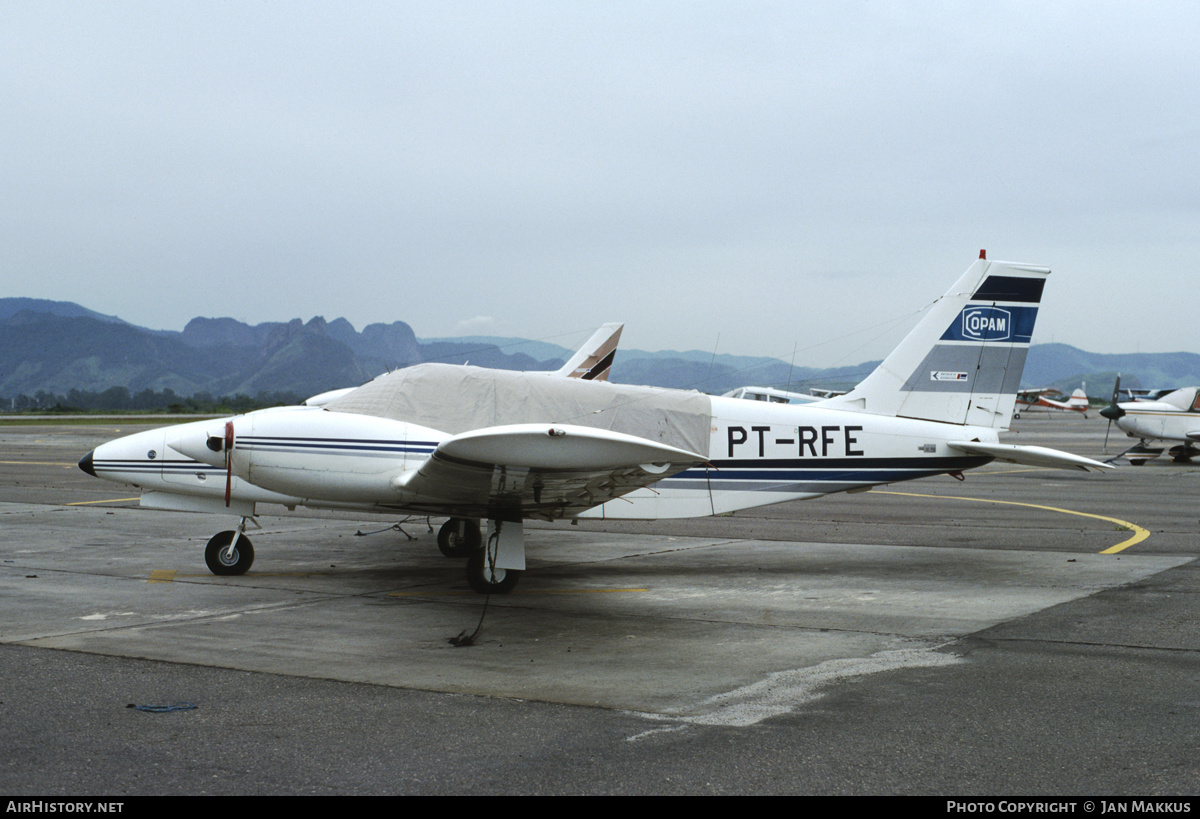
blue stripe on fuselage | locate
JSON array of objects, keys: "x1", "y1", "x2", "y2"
[{"x1": 236, "y1": 436, "x2": 437, "y2": 456}]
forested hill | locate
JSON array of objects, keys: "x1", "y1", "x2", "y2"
[{"x1": 1, "y1": 299, "x2": 1196, "y2": 406}]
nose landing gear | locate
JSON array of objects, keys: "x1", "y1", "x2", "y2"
[{"x1": 204, "y1": 517, "x2": 256, "y2": 575}]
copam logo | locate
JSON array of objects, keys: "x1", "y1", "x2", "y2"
[{"x1": 961, "y1": 306, "x2": 1012, "y2": 341}]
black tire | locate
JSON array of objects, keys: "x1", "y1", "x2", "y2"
[
  {"x1": 205, "y1": 530, "x2": 254, "y2": 576},
  {"x1": 466, "y1": 548, "x2": 521, "y2": 594},
  {"x1": 1169, "y1": 445, "x2": 1195, "y2": 463},
  {"x1": 437, "y1": 518, "x2": 481, "y2": 558}
]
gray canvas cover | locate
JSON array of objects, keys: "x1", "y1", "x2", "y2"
[{"x1": 326, "y1": 364, "x2": 713, "y2": 458}]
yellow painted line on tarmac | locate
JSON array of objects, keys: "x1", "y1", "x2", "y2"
[
  {"x1": 0, "y1": 460, "x2": 78, "y2": 467},
  {"x1": 872, "y1": 490, "x2": 1150, "y2": 554},
  {"x1": 158, "y1": 571, "x2": 337, "y2": 579},
  {"x1": 66, "y1": 497, "x2": 140, "y2": 505},
  {"x1": 143, "y1": 570, "x2": 332, "y2": 582}
]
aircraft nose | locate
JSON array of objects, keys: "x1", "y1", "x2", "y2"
[
  {"x1": 1099, "y1": 404, "x2": 1125, "y2": 421},
  {"x1": 78, "y1": 450, "x2": 97, "y2": 477}
]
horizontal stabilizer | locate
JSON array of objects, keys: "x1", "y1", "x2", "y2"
[
  {"x1": 393, "y1": 424, "x2": 706, "y2": 519},
  {"x1": 947, "y1": 441, "x2": 1113, "y2": 472}
]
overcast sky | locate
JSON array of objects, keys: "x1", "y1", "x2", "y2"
[{"x1": 3, "y1": 2, "x2": 1197, "y2": 367}]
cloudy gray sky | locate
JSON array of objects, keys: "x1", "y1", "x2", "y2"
[{"x1": 3, "y1": 1, "x2": 1197, "y2": 367}]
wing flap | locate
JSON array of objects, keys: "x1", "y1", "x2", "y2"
[
  {"x1": 392, "y1": 424, "x2": 706, "y2": 519},
  {"x1": 947, "y1": 440, "x2": 1113, "y2": 472}
]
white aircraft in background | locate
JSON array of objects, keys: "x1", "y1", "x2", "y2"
[
  {"x1": 722, "y1": 386, "x2": 823, "y2": 405},
  {"x1": 1014, "y1": 387, "x2": 1090, "y2": 419},
  {"x1": 723, "y1": 386, "x2": 850, "y2": 404},
  {"x1": 1101, "y1": 378, "x2": 1200, "y2": 464},
  {"x1": 1116, "y1": 387, "x2": 1176, "y2": 403},
  {"x1": 79, "y1": 252, "x2": 1109, "y2": 594}
]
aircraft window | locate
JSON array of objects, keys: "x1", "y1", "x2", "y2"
[{"x1": 1193, "y1": 393, "x2": 1200, "y2": 412}]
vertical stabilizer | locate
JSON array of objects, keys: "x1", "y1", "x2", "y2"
[
  {"x1": 553, "y1": 322, "x2": 624, "y2": 380},
  {"x1": 822, "y1": 254, "x2": 1048, "y2": 427}
]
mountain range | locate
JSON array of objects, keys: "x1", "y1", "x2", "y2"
[{"x1": 1, "y1": 298, "x2": 1197, "y2": 403}]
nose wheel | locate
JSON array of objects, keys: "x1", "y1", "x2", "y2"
[{"x1": 204, "y1": 517, "x2": 256, "y2": 575}]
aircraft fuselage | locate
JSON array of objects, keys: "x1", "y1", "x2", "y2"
[{"x1": 82, "y1": 398, "x2": 996, "y2": 521}]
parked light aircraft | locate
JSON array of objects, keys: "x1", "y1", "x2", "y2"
[
  {"x1": 1117, "y1": 387, "x2": 1176, "y2": 403},
  {"x1": 79, "y1": 253, "x2": 1109, "y2": 593},
  {"x1": 1014, "y1": 387, "x2": 1090, "y2": 418},
  {"x1": 722, "y1": 386, "x2": 823, "y2": 404},
  {"x1": 723, "y1": 386, "x2": 850, "y2": 404},
  {"x1": 1101, "y1": 379, "x2": 1200, "y2": 463}
]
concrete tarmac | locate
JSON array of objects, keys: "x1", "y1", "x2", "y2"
[{"x1": 1, "y1": 415, "x2": 1198, "y2": 795}]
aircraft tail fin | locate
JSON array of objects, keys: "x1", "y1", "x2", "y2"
[
  {"x1": 822, "y1": 252, "x2": 1048, "y2": 428},
  {"x1": 553, "y1": 322, "x2": 623, "y2": 380}
]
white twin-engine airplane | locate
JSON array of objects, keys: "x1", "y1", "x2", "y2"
[{"x1": 79, "y1": 253, "x2": 1110, "y2": 594}]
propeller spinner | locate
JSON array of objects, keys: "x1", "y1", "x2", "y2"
[{"x1": 1100, "y1": 375, "x2": 1124, "y2": 449}]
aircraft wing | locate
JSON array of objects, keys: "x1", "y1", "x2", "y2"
[
  {"x1": 947, "y1": 441, "x2": 1113, "y2": 472},
  {"x1": 392, "y1": 423, "x2": 706, "y2": 520}
]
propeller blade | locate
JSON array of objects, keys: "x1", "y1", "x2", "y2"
[
  {"x1": 224, "y1": 420, "x2": 234, "y2": 507},
  {"x1": 1100, "y1": 375, "x2": 1126, "y2": 432}
]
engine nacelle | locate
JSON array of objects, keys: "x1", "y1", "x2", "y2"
[{"x1": 175, "y1": 407, "x2": 446, "y2": 504}]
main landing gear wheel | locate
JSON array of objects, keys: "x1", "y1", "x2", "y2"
[
  {"x1": 205, "y1": 531, "x2": 255, "y2": 576},
  {"x1": 437, "y1": 518, "x2": 482, "y2": 558},
  {"x1": 466, "y1": 548, "x2": 521, "y2": 594},
  {"x1": 1169, "y1": 444, "x2": 1198, "y2": 463}
]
